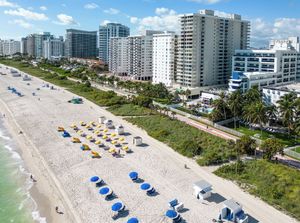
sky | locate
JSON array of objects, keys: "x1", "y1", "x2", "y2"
[{"x1": 0, "y1": 0, "x2": 300, "y2": 47}]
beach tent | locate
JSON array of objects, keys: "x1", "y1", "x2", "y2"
[
  {"x1": 140, "y1": 183, "x2": 155, "y2": 194},
  {"x1": 133, "y1": 137, "x2": 142, "y2": 146},
  {"x1": 62, "y1": 131, "x2": 71, "y2": 138},
  {"x1": 127, "y1": 218, "x2": 139, "y2": 223},
  {"x1": 111, "y1": 202, "x2": 125, "y2": 212},
  {"x1": 81, "y1": 144, "x2": 90, "y2": 151},
  {"x1": 71, "y1": 137, "x2": 81, "y2": 143},
  {"x1": 91, "y1": 151, "x2": 101, "y2": 158},
  {"x1": 57, "y1": 126, "x2": 65, "y2": 132},
  {"x1": 220, "y1": 199, "x2": 248, "y2": 223},
  {"x1": 115, "y1": 125, "x2": 125, "y2": 135},
  {"x1": 98, "y1": 116, "x2": 106, "y2": 124},
  {"x1": 165, "y1": 210, "x2": 182, "y2": 222},
  {"x1": 129, "y1": 171, "x2": 138, "y2": 181},
  {"x1": 104, "y1": 119, "x2": 114, "y2": 129},
  {"x1": 193, "y1": 180, "x2": 212, "y2": 200},
  {"x1": 99, "y1": 187, "x2": 113, "y2": 197},
  {"x1": 90, "y1": 176, "x2": 103, "y2": 186}
]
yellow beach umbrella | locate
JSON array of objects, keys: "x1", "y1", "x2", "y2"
[
  {"x1": 111, "y1": 133, "x2": 116, "y2": 137},
  {"x1": 80, "y1": 121, "x2": 86, "y2": 126},
  {"x1": 86, "y1": 135, "x2": 92, "y2": 140},
  {"x1": 103, "y1": 129, "x2": 108, "y2": 133},
  {"x1": 109, "y1": 148, "x2": 116, "y2": 153},
  {"x1": 102, "y1": 135, "x2": 107, "y2": 139},
  {"x1": 119, "y1": 137, "x2": 125, "y2": 142}
]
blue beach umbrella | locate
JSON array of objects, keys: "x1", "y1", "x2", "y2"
[
  {"x1": 127, "y1": 217, "x2": 139, "y2": 223},
  {"x1": 90, "y1": 176, "x2": 99, "y2": 182},
  {"x1": 166, "y1": 210, "x2": 178, "y2": 219},
  {"x1": 140, "y1": 183, "x2": 151, "y2": 190},
  {"x1": 129, "y1": 171, "x2": 138, "y2": 180},
  {"x1": 111, "y1": 202, "x2": 124, "y2": 212},
  {"x1": 99, "y1": 187, "x2": 110, "y2": 195}
]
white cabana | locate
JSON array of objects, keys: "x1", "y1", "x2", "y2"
[
  {"x1": 115, "y1": 125, "x2": 124, "y2": 135},
  {"x1": 11, "y1": 69, "x2": 21, "y2": 77},
  {"x1": 193, "y1": 180, "x2": 212, "y2": 200},
  {"x1": 22, "y1": 75, "x2": 31, "y2": 81},
  {"x1": 104, "y1": 119, "x2": 114, "y2": 129},
  {"x1": 220, "y1": 199, "x2": 248, "y2": 223},
  {"x1": 133, "y1": 136, "x2": 142, "y2": 146},
  {"x1": 98, "y1": 116, "x2": 106, "y2": 124}
]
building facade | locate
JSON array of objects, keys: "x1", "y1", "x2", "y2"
[
  {"x1": 263, "y1": 84, "x2": 300, "y2": 106},
  {"x1": 176, "y1": 10, "x2": 250, "y2": 88},
  {"x1": 65, "y1": 29, "x2": 97, "y2": 59},
  {"x1": 99, "y1": 23, "x2": 130, "y2": 63},
  {"x1": 152, "y1": 32, "x2": 176, "y2": 87},
  {"x1": 20, "y1": 37, "x2": 28, "y2": 55},
  {"x1": 229, "y1": 37, "x2": 300, "y2": 92},
  {"x1": 1, "y1": 39, "x2": 21, "y2": 56},
  {"x1": 109, "y1": 37, "x2": 128, "y2": 75},
  {"x1": 26, "y1": 34, "x2": 35, "y2": 57},
  {"x1": 43, "y1": 37, "x2": 64, "y2": 60}
]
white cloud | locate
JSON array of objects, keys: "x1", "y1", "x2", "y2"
[
  {"x1": 0, "y1": 0, "x2": 18, "y2": 7},
  {"x1": 4, "y1": 8, "x2": 48, "y2": 20},
  {"x1": 9, "y1": 19, "x2": 33, "y2": 28},
  {"x1": 130, "y1": 8, "x2": 180, "y2": 34},
  {"x1": 55, "y1": 14, "x2": 79, "y2": 25},
  {"x1": 104, "y1": 8, "x2": 120, "y2": 15},
  {"x1": 101, "y1": 20, "x2": 111, "y2": 26},
  {"x1": 40, "y1": 6, "x2": 47, "y2": 11},
  {"x1": 187, "y1": 0, "x2": 223, "y2": 4},
  {"x1": 84, "y1": 3, "x2": 98, "y2": 9}
]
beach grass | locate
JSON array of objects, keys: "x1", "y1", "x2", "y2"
[
  {"x1": 126, "y1": 115, "x2": 236, "y2": 165},
  {"x1": 214, "y1": 159, "x2": 300, "y2": 220},
  {"x1": 107, "y1": 104, "x2": 154, "y2": 116}
]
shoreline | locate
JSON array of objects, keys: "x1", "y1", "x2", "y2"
[{"x1": 0, "y1": 99, "x2": 78, "y2": 223}]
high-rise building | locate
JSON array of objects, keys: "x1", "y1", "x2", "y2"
[
  {"x1": 1, "y1": 39, "x2": 21, "y2": 56},
  {"x1": 152, "y1": 32, "x2": 177, "y2": 87},
  {"x1": 176, "y1": 10, "x2": 250, "y2": 88},
  {"x1": 26, "y1": 34, "x2": 35, "y2": 57},
  {"x1": 43, "y1": 36, "x2": 64, "y2": 60},
  {"x1": 127, "y1": 30, "x2": 164, "y2": 81},
  {"x1": 109, "y1": 37, "x2": 129, "y2": 75},
  {"x1": 228, "y1": 37, "x2": 300, "y2": 92},
  {"x1": 99, "y1": 23, "x2": 130, "y2": 63},
  {"x1": 20, "y1": 37, "x2": 28, "y2": 55},
  {"x1": 0, "y1": 39, "x2": 3, "y2": 56},
  {"x1": 65, "y1": 29, "x2": 97, "y2": 59}
]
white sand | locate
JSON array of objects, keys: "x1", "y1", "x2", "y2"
[{"x1": 0, "y1": 65, "x2": 298, "y2": 223}]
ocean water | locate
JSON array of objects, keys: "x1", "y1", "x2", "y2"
[{"x1": 0, "y1": 122, "x2": 45, "y2": 223}]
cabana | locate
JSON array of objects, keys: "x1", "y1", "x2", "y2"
[
  {"x1": 115, "y1": 125, "x2": 125, "y2": 135},
  {"x1": 140, "y1": 183, "x2": 155, "y2": 195},
  {"x1": 165, "y1": 210, "x2": 182, "y2": 223},
  {"x1": 168, "y1": 199, "x2": 184, "y2": 212},
  {"x1": 129, "y1": 171, "x2": 138, "y2": 181},
  {"x1": 90, "y1": 176, "x2": 104, "y2": 187},
  {"x1": 71, "y1": 137, "x2": 81, "y2": 143},
  {"x1": 62, "y1": 131, "x2": 71, "y2": 138},
  {"x1": 104, "y1": 119, "x2": 114, "y2": 129},
  {"x1": 99, "y1": 187, "x2": 113, "y2": 198},
  {"x1": 111, "y1": 202, "x2": 125, "y2": 213},
  {"x1": 219, "y1": 199, "x2": 248, "y2": 223},
  {"x1": 127, "y1": 218, "x2": 139, "y2": 223},
  {"x1": 98, "y1": 116, "x2": 106, "y2": 124},
  {"x1": 133, "y1": 136, "x2": 142, "y2": 146},
  {"x1": 80, "y1": 144, "x2": 90, "y2": 151},
  {"x1": 22, "y1": 75, "x2": 31, "y2": 81},
  {"x1": 193, "y1": 180, "x2": 212, "y2": 200},
  {"x1": 91, "y1": 151, "x2": 101, "y2": 158},
  {"x1": 57, "y1": 127, "x2": 64, "y2": 132}
]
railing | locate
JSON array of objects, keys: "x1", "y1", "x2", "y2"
[{"x1": 285, "y1": 149, "x2": 300, "y2": 160}]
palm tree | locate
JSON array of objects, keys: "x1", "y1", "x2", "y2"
[
  {"x1": 228, "y1": 90, "x2": 243, "y2": 129},
  {"x1": 211, "y1": 92, "x2": 229, "y2": 121},
  {"x1": 243, "y1": 101, "x2": 268, "y2": 135},
  {"x1": 244, "y1": 86, "x2": 261, "y2": 105},
  {"x1": 265, "y1": 105, "x2": 277, "y2": 126},
  {"x1": 277, "y1": 92, "x2": 297, "y2": 135}
]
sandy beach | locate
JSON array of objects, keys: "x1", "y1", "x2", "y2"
[{"x1": 0, "y1": 65, "x2": 298, "y2": 223}]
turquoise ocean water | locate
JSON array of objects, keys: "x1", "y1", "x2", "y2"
[{"x1": 0, "y1": 121, "x2": 44, "y2": 223}]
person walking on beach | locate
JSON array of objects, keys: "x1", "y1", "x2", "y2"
[{"x1": 55, "y1": 206, "x2": 59, "y2": 213}]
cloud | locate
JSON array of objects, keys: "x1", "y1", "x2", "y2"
[
  {"x1": 84, "y1": 3, "x2": 98, "y2": 9},
  {"x1": 186, "y1": 0, "x2": 223, "y2": 4},
  {"x1": 0, "y1": 0, "x2": 18, "y2": 7},
  {"x1": 250, "y1": 17, "x2": 300, "y2": 47},
  {"x1": 40, "y1": 6, "x2": 47, "y2": 11},
  {"x1": 100, "y1": 20, "x2": 111, "y2": 26},
  {"x1": 9, "y1": 19, "x2": 33, "y2": 28},
  {"x1": 55, "y1": 14, "x2": 79, "y2": 25},
  {"x1": 4, "y1": 8, "x2": 48, "y2": 20},
  {"x1": 130, "y1": 8, "x2": 180, "y2": 34},
  {"x1": 104, "y1": 8, "x2": 120, "y2": 15}
]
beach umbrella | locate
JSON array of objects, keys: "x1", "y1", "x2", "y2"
[
  {"x1": 111, "y1": 202, "x2": 124, "y2": 212},
  {"x1": 129, "y1": 172, "x2": 138, "y2": 181},
  {"x1": 127, "y1": 217, "x2": 139, "y2": 223},
  {"x1": 165, "y1": 210, "x2": 178, "y2": 219},
  {"x1": 99, "y1": 187, "x2": 111, "y2": 195},
  {"x1": 140, "y1": 183, "x2": 151, "y2": 191},
  {"x1": 90, "y1": 176, "x2": 99, "y2": 182}
]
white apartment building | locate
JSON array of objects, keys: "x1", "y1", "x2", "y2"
[
  {"x1": 176, "y1": 9, "x2": 250, "y2": 88},
  {"x1": 109, "y1": 37, "x2": 128, "y2": 75},
  {"x1": 152, "y1": 32, "x2": 176, "y2": 87},
  {"x1": 1, "y1": 39, "x2": 21, "y2": 56},
  {"x1": 43, "y1": 37, "x2": 64, "y2": 60},
  {"x1": 229, "y1": 37, "x2": 300, "y2": 92}
]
